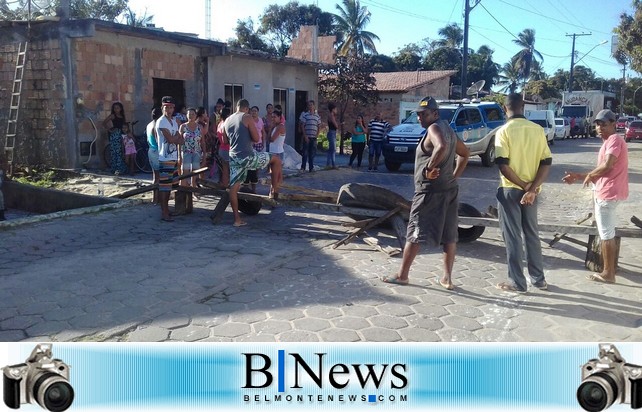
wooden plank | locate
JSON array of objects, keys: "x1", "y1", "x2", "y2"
[
  {"x1": 549, "y1": 212, "x2": 593, "y2": 246},
  {"x1": 457, "y1": 216, "x2": 642, "y2": 238},
  {"x1": 277, "y1": 183, "x2": 338, "y2": 199},
  {"x1": 278, "y1": 193, "x2": 336, "y2": 203},
  {"x1": 179, "y1": 185, "x2": 276, "y2": 207},
  {"x1": 331, "y1": 206, "x2": 402, "y2": 249},
  {"x1": 363, "y1": 236, "x2": 402, "y2": 257},
  {"x1": 342, "y1": 218, "x2": 377, "y2": 228},
  {"x1": 210, "y1": 191, "x2": 230, "y2": 224},
  {"x1": 111, "y1": 183, "x2": 157, "y2": 199},
  {"x1": 276, "y1": 200, "x2": 390, "y2": 217}
]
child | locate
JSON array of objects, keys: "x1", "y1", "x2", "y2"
[{"x1": 122, "y1": 123, "x2": 137, "y2": 175}]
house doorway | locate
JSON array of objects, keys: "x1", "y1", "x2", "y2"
[
  {"x1": 153, "y1": 78, "x2": 186, "y2": 109},
  {"x1": 295, "y1": 90, "x2": 308, "y2": 154}
]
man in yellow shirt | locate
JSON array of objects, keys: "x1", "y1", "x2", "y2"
[{"x1": 495, "y1": 93, "x2": 552, "y2": 293}]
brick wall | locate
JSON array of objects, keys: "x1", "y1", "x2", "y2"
[{"x1": 0, "y1": 39, "x2": 68, "y2": 168}]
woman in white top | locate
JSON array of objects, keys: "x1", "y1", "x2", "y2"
[{"x1": 268, "y1": 109, "x2": 286, "y2": 198}]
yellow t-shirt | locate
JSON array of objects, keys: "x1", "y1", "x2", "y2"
[{"x1": 495, "y1": 117, "x2": 552, "y2": 190}]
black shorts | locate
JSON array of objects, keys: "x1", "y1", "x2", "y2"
[
  {"x1": 406, "y1": 187, "x2": 459, "y2": 247},
  {"x1": 244, "y1": 169, "x2": 258, "y2": 184}
]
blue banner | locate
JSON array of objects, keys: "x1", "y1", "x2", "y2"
[{"x1": 1, "y1": 342, "x2": 640, "y2": 411}]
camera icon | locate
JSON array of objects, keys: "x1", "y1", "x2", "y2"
[
  {"x1": 577, "y1": 343, "x2": 642, "y2": 411},
  {"x1": 3, "y1": 344, "x2": 74, "y2": 411}
]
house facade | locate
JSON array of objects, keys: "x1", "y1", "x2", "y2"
[{"x1": 0, "y1": 19, "x2": 319, "y2": 170}]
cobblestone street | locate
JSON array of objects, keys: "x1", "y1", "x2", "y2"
[{"x1": 1, "y1": 138, "x2": 641, "y2": 342}]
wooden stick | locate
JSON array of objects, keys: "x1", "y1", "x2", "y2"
[
  {"x1": 362, "y1": 236, "x2": 402, "y2": 257},
  {"x1": 549, "y1": 212, "x2": 593, "y2": 247},
  {"x1": 331, "y1": 206, "x2": 402, "y2": 249},
  {"x1": 278, "y1": 183, "x2": 339, "y2": 199},
  {"x1": 111, "y1": 183, "x2": 157, "y2": 199},
  {"x1": 342, "y1": 218, "x2": 377, "y2": 228}
]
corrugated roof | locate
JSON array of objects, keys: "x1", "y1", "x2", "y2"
[{"x1": 373, "y1": 70, "x2": 458, "y2": 92}]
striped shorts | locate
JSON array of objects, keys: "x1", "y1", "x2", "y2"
[{"x1": 158, "y1": 160, "x2": 179, "y2": 192}]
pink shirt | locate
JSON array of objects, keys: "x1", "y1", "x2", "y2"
[{"x1": 595, "y1": 133, "x2": 629, "y2": 200}]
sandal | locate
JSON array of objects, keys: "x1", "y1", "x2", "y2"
[
  {"x1": 435, "y1": 276, "x2": 455, "y2": 290},
  {"x1": 496, "y1": 282, "x2": 526, "y2": 293},
  {"x1": 587, "y1": 274, "x2": 615, "y2": 284},
  {"x1": 382, "y1": 275, "x2": 409, "y2": 286}
]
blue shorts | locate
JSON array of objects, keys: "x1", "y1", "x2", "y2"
[{"x1": 148, "y1": 148, "x2": 159, "y2": 171}]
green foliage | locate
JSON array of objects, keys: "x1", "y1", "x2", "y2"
[
  {"x1": 228, "y1": 18, "x2": 272, "y2": 53},
  {"x1": 615, "y1": 4, "x2": 642, "y2": 72},
  {"x1": 14, "y1": 170, "x2": 59, "y2": 188},
  {"x1": 259, "y1": 2, "x2": 334, "y2": 57},
  {"x1": 423, "y1": 47, "x2": 462, "y2": 77},
  {"x1": 333, "y1": 0, "x2": 380, "y2": 57},
  {"x1": 467, "y1": 45, "x2": 500, "y2": 90},
  {"x1": 318, "y1": 55, "x2": 378, "y2": 130},
  {"x1": 434, "y1": 23, "x2": 463, "y2": 49},
  {"x1": 511, "y1": 28, "x2": 543, "y2": 84},
  {"x1": 366, "y1": 53, "x2": 397, "y2": 72},
  {"x1": 121, "y1": 7, "x2": 153, "y2": 27},
  {"x1": 523, "y1": 80, "x2": 561, "y2": 100},
  {"x1": 0, "y1": 0, "x2": 128, "y2": 21}
]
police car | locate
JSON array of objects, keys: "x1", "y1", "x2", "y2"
[{"x1": 382, "y1": 99, "x2": 506, "y2": 171}]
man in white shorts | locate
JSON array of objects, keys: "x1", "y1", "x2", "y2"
[{"x1": 563, "y1": 109, "x2": 629, "y2": 284}]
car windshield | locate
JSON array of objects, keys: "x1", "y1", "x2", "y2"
[
  {"x1": 617, "y1": 118, "x2": 627, "y2": 122},
  {"x1": 531, "y1": 119, "x2": 548, "y2": 128},
  {"x1": 555, "y1": 119, "x2": 564, "y2": 126},
  {"x1": 561, "y1": 106, "x2": 586, "y2": 118},
  {"x1": 628, "y1": 121, "x2": 642, "y2": 128},
  {"x1": 401, "y1": 108, "x2": 457, "y2": 124}
]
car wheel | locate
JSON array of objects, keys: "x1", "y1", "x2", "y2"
[
  {"x1": 384, "y1": 160, "x2": 401, "y2": 172},
  {"x1": 480, "y1": 137, "x2": 495, "y2": 167}
]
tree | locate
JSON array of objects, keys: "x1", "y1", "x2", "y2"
[
  {"x1": 512, "y1": 28, "x2": 543, "y2": 85},
  {"x1": 121, "y1": 7, "x2": 153, "y2": 27},
  {"x1": 228, "y1": 18, "x2": 272, "y2": 53},
  {"x1": 466, "y1": 45, "x2": 500, "y2": 90},
  {"x1": 333, "y1": 0, "x2": 380, "y2": 57},
  {"x1": 393, "y1": 43, "x2": 423, "y2": 71},
  {"x1": 318, "y1": 55, "x2": 378, "y2": 153},
  {"x1": 1, "y1": 0, "x2": 127, "y2": 21},
  {"x1": 615, "y1": 3, "x2": 642, "y2": 72},
  {"x1": 259, "y1": 2, "x2": 334, "y2": 57},
  {"x1": 434, "y1": 23, "x2": 463, "y2": 49},
  {"x1": 366, "y1": 53, "x2": 397, "y2": 72},
  {"x1": 497, "y1": 59, "x2": 521, "y2": 94},
  {"x1": 523, "y1": 80, "x2": 560, "y2": 100}
]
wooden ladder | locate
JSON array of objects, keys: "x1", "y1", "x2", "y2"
[{"x1": 4, "y1": 42, "x2": 28, "y2": 176}]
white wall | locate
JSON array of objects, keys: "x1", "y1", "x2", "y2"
[{"x1": 208, "y1": 55, "x2": 318, "y2": 147}]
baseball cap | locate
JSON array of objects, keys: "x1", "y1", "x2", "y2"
[
  {"x1": 414, "y1": 96, "x2": 439, "y2": 112},
  {"x1": 594, "y1": 109, "x2": 616, "y2": 123},
  {"x1": 161, "y1": 96, "x2": 175, "y2": 106}
]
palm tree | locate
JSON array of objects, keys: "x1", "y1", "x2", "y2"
[
  {"x1": 123, "y1": 7, "x2": 154, "y2": 28},
  {"x1": 512, "y1": 28, "x2": 543, "y2": 85},
  {"x1": 333, "y1": 0, "x2": 380, "y2": 57},
  {"x1": 497, "y1": 59, "x2": 521, "y2": 94},
  {"x1": 434, "y1": 23, "x2": 463, "y2": 49}
]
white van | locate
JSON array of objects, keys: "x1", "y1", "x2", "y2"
[{"x1": 525, "y1": 109, "x2": 555, "y2": 145}]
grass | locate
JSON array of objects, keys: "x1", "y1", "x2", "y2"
[{"x1": 13, "y1": 169, "x2": 62, "y2": 188}]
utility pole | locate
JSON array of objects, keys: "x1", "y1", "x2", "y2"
[
  {"x1": 567, "y1": 33, "x2": 591, "y2": 92},
  {"x1": 621, "y1": 62, "x2": 627, "y2": 116},
  {"x1": 461, "y1": 0, "x2": 481, "y2": 98}
]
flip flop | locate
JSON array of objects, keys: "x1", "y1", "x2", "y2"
[
  {"x1": 435, "y1": 276, "x2": 455, "y2": 290},
  {"x1": 496, "y1": 282, "x2": 526, "y2": 293},
  {"x1": 382, "y1": 275, "x2": 409, "y2": 286},
  {"x1": 587, "y1": 274, "x2": 615, "y2": 284},
  {"x1": 233, "y1": 221, "x2": 248, "y2": 227}
]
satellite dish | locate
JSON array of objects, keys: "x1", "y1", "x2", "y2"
[{"x1": 466, "y1": 80, "x2": 486, "y2": 98}]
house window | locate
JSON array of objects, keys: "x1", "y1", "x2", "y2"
[
  {"x1": 273, "y1": 88, "x2": 287, "y2": 113},
  {"x1": 224, "y1": 84, "x2": 243, "y2": 109}
]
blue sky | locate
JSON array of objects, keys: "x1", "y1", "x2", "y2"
[{"x1": 128, "y1": 0, "x2": 635, "y2": 81}]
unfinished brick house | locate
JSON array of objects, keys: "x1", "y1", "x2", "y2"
[{"x1": 0, "y1": 19, "x2": 320, "y2": 170}]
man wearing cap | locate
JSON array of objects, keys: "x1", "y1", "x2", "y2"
[
  {"x1": 383, "y1": 96, "x2": 470, "y2": 289},
  {"x1": 563, "y1": 109, "x2": 629, "y2": 284},
  {"x1": 494, "y1": 93, "x2": 552, "y2": 293},
  {"x1": 155, "y1": 96, "x2": 185, "y2": 222},
  {"x1": 223, "y1": 99, "x2": 282, "y2": 227}
]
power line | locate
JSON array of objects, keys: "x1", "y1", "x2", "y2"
[
  {"x1": 497, "y1": 0, "x2": 612, "y2": 36},
  {"x1": 447, "y1": 0, "x2": 460, "y2": 23},
  {"x1": 478, "y1": 2, "x2": 519, "y2": 42}
]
